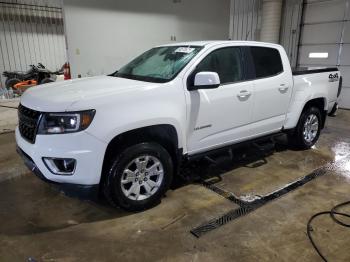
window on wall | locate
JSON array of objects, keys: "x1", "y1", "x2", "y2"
[
  {"x1": 250, "y1": 47, "x2": 283, "y2": 78},
  {"x1": 195, "y1": 47, "x2": 243, "y2": 84},
  {"x1": 309, "y1": 52, "x2": 329, "y2": 58}
]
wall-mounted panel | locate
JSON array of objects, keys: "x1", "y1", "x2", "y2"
[
  {"x1": 342, "y1": 21, "x2": 350, "y2": 42},
  {"x1": 301, "y1": 22, "x2": 342, "y2": 44},
  {"x1": 339, "y1": 44, "x2": 350, "y2": 65},
  {"x1": 304, "y1": 0, "x2": 346, "y2": 24},
  {"x1": 339, "y1": 66, "x2": 350, "y2": 87}
]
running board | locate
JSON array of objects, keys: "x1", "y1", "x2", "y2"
[{"x1": 186, "y1": 132, "x2": 285, "y2": 162}]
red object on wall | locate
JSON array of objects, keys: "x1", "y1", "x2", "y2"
[{"x1": 63, "y1": 63, "x2": 71, "y2": 80}]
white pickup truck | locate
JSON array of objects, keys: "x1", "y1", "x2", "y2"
[{"x1": 16, "y1": 41, "x2": 342, "y2": 211}]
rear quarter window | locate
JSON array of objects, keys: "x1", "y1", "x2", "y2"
[{"x1": 250, "y1": 47, "x2": 283, "y2": 78}]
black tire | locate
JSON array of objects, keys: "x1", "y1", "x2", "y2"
[
  {"x1": 103, "y1": 142, "x2": 173, "y2": 211},
  {"x1": 5, "y1": 78, "x2": 20, "y2": 89},
  {"x1": 289, "y1": 106, "x2": 322, "y2": 150},
  {"x1": 40, "y1": 78, "x2": 54, "y2": 84},
  {"x1": 328, "y1": 102, "x2": 338, "y2": 117}
]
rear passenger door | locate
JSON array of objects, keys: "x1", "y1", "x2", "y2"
[{"x1": 249, "y1": 46, "x2": 293, "y2": 134}]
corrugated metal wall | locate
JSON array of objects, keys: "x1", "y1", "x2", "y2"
[
  {"x1": 0, "y1": 0, "x2": 66, "y2": 88},
  {"x1": 229, "y1": 0, "x2": 303, "y2": 67},
  {"x1": 280, "y1": 0, "x2": 303, "y2": 67},
  {"x1": 229, "y1": 0, "x2": 262, "y2": 41}
]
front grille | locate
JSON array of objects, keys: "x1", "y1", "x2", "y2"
[{"x1": 18, "y1": 104, "x2": 41, "y2": 143}]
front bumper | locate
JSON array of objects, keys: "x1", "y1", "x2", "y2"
[
  {"x1": 15, "y1": 127, "x2": 107, "y2": 198},
  {"x1": 17, "y1": 146, "x2": 99, "y2": 199}
]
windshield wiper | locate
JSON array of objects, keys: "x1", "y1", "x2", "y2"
[
  {"x1": 114, "y1": 73, "x2": 167, "y2": 83},
  {"x1": 108, "y1": 70, "x2": 118, "y2": 76}
]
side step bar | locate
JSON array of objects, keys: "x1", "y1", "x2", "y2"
[{"x1": 185, "y1": 131, "x2": 285, "y2": 162}]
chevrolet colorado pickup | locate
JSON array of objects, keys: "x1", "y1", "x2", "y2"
[{"x1": 16, "y1": 41, "x2": 342, "y2": 211}]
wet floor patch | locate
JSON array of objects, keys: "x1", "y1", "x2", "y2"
[
  {"x1": 187, "y1": 138, "x2": 334, "y2": 199},
  {"x1": 0, "y1": 112, "x2": 350, "y2": 261},
  {"x1": 191, "y1": 156, "x2": 350, "y2": 238},
  {"x1": 0, "y1": 174, "x2": 124, "y2": 236}
]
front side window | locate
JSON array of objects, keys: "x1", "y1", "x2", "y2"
[
  {"x1": 195, "y1": 47, "x2": 243, "y2": 84},
  {"x1": 250, "y1": 47, "x2": 283, "y2": 78},
  {"x1": 114, "y1": 46, "x2": 203, "y2": 83}
]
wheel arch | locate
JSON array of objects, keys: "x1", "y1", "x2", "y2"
[
  {"x1": 284, "y1": 96, "x2": 328, "y2": 131},
  {"x1": 302, "y1": 97, "x2": 327, "y2": 129},
  {"x1": 100, "y1": 124, "x2": 182, "y2": 186}
]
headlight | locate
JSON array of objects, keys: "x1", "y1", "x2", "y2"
[{"x1": 38, "y1": 110, "x2": 95, "y2": 134}]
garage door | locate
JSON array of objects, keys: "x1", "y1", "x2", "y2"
[{"x1": 297, "y1": 0, "x2": 350, "y2": 109}]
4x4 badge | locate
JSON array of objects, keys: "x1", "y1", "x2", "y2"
[{"x1": 329, "y1": 73, "x2": 339, "y2": 82}]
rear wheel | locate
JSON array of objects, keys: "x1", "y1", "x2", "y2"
[
  {"x1": 289, "y1": 106, "x2": 322, "y2": 149},
  {"x1": 103, "y1": 142, "x2": 173, "y2": 211}
]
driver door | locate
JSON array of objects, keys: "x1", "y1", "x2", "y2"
[{"x1": 186, "y1": 47, "x2": 254, "y2": 154}]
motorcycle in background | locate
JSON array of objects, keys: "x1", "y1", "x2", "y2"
[{"x1": 2, "y1": 63, "x2": 63, "y2": 90}]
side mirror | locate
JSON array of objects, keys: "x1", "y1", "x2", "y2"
[{"x1": 190, "y1": 72, "x2": 220, "y2": 90}]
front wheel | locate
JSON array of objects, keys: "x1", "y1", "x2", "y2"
[
  {"x1": 289, "y1": 106, "x2": 322, "y2": 149},
  {"x1": 103, "y1": 142, "x2": 173, "y2": 211}
]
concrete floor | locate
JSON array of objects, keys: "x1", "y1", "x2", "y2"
[
  {"x1": 0, "y1": 109, "x2": 350, "y2": 261},
  {"x1": 0, "y1": 98, "x2": 19, "y2": 133}
]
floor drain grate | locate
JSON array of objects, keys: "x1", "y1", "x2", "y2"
[{"x1": 190, "y1": 162, "x2": 333, "y2": 238}]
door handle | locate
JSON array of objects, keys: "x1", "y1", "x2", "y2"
[
  {"x1": 278, "y1": 84, "x2": 289, "y2": 92},
  {"x1": 237, "y1": 90, "x2": 251, "y2": 98}
]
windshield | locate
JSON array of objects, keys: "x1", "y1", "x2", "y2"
[{"x1": 114, "y1": 46, "x2": 203, "y2": 83}]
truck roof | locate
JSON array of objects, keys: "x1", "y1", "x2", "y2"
[{"x1": 159, "y1": 40, "x2": 282, "y2": 49}]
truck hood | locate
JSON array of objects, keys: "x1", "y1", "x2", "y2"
[{"x1": 20, "y1": 76, "x2": 158, "y2": 112}]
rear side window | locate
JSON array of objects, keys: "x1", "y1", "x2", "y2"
[
  {"x1": 195, "y1": 47, "x2": 243, "y2": 84},
  {"x1": 250, "y1": 47, "x2": 283, "y2": 78}
]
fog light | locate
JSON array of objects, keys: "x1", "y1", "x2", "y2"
[{"x1": 43, "y1": 157, "x2": 76, "y2": 175}]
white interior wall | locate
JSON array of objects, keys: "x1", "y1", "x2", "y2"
[{"x1": 63, "y1": 0, "x2": 230, "y2": 78}]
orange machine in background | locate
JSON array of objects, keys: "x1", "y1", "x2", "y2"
[{"x1": 13, "y1": 79, "x2": 38, "y2": 94}]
